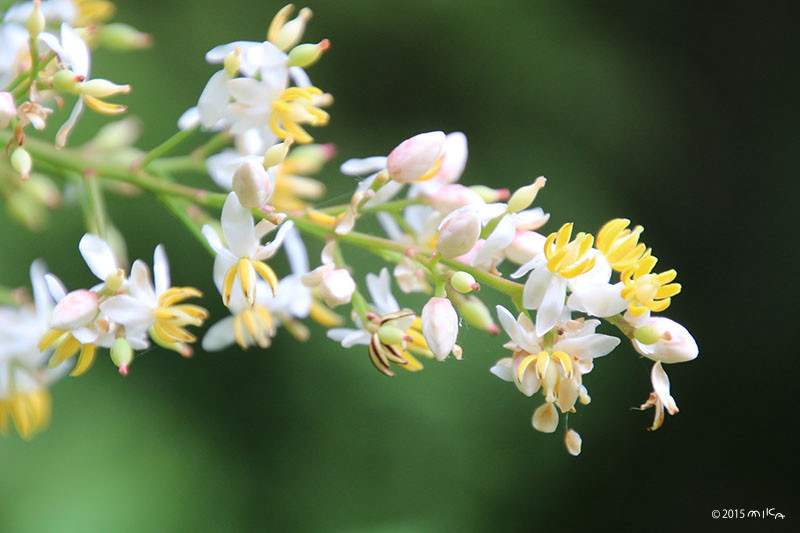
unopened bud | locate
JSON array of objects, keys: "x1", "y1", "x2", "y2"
[
  {"x1": 263, "y1": 137, "x2": 294, "y2": 168},
  {"x1": 505, "y1": 230, "x2": 545, "y2": 265},
  {"x1": 377, "y1": 324, "x2": 406, "y2": 346},
  {"x1": 10, "y1": 147, "x2": 32, "y2": 180},
  {"x1": 564, "y1": 429, "x2": 582, "y2": 456},
  {"x1": 450, "y1": 271, "x2": 478, "y2": 293},
  {"x1": 77, "y1": 79, "x2": 131, "y2": 98},
  {"x1": 0, "y1": 91, "x2": 17, "y2": 128},
  {"x1": 50, "y1": 289, "x2": 98, "y2": 330},
  {"x1": 507, "y1": 176, "x2": 546, "y2": 213},
  {"x1": 459, "y1": 296, "x2": 497, "y2": 333},
  {"x1": 110, "y1": 337, "x2": 133, "y2": 374},
  {"x1": 99, "y1": 23, "x2": 153, "y2": 51},
  {"x1": 26, "y1": 0, "x2": 45, "y2": 38},
  {"x1": 387, "y1": 131, "x2": 446, "y2": 183},
  {"x1": 224, "y1": 48, "x2": 242, "y2": 76},
  {"x1": 436, "y1": 210, "x2": 481, "y2": 258},
  {"x1": 232, "y1": 160, "x2": 274, "y2": 208},
  {"x1": 273, "y1": 7, "x2": 313, "y2": 51},
  {"x1": 430, "y1": 184, "x2": 484, "y2": 214},
  {"x1": 318, "y1": 268, "x2": 355, "y2": 308},
  {"x1": 52, "y1": 69, "x2": 81, "y2": 92},
  {"x1": 421, "y1": 297, "x2": 459, "y2": 361},
  {"x1": 288, "y1": 39, "x2": 330, "y2": 68},
  {"x1": 632, "y1": 317, "x2": 698, "y2": 364}
]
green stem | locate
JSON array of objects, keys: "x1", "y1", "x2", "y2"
[
  {"x1": 606, "y1": 313, "x2": 635, "y2": 339},
  {"x1": 149, "y1": 156, "x2": 207, "y2": 174},
  {"x1": 138, "y1": 127, "x2": 198, "y2": 170},
  {"x1": 193, "y1": 131, "x2": 231, "y2": 160},
  {"x1": 84, "y1": 172, "x2": 108, "y2": 239}
]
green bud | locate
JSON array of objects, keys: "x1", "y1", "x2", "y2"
[
  {"x1": 52, "y1": 69, "x2": 79, "y2": 93},
  {"x1": 459, "y1": 297, "x2": 498, "y2": 334},
  {"x1": 470, "y1": 185, "x2": 509, "y2": 203},
  {"x1": 110, "y1": 338, "x2": 134, "y2": 374},
  {"x1": 634, "y1": 325, "x2": 662, "y2": 345},
  {"x1": 104, "y1": 269, "x2": 125, "y2": 292},
  {"x1": 224, "y1": 49, "x2": 242, "y2": 76},
  {"x1": 378, "y1": 324, "x2": 406, "y2": 346},
  {"x1": 99, "y1": 23, "x2": 153, "y2": 51},
  {"x1": 26, "y1": 1, "x2": 45, "y2": 38},
  {"x1": 507, "y1": 176, "x2": 546, "y2": 213},
  {"x1": 450, "y1": 271, "x2": 478, "y2": 293},
  {"x1": 10, "y1": 147, "x2": 32, "y2": 180},
  {"x1": 288, "y1": 40, "x2": 330, "y2": 68}
]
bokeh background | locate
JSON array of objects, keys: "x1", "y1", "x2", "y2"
[{"x1": 1, "y1": 0, "x2": 797, "y2": 530}]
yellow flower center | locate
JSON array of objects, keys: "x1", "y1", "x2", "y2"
[
  {"x1": 0, "y1": 388, "x2": 51, "y2": 439},
  {"x1": 269, "y1": 87, "x2": 330, "y2": 144},
  {"x1": 221, "y1": 258, "x2": 279, "y2": 308},
  {"x1": 620, "y1": 251, "x2": 681, "y2": 316},
  {"x1": 151, "y1": 287, "x2": 208, "y2": 347},
  {"x1": 543, "y1": 223, "x2": 596, "y2": 278},
  {"x1": 596, "y1": 218, "x2": 647, "y2": 272},
  {"x1": 39, "y1": 329, "x2": 98, "y2": 376},
  {"x1": 233, "y1": 306, "x2": 276, "y2": 349}
]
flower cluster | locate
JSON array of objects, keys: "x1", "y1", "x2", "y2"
[{"x1": 1, "y1": 2, "x2": 698, "y2": 456}]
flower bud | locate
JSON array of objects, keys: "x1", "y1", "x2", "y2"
[
  {"x1": 450, "y1": 271, "x2": 478, "y2": 293},
  {"x1": 532, "y1": 402, "x2": 558, "y2": 433},
  {"x1": 263, "y1": 137, "x2": 294, "y2": 168},
  {"x1": 458, "y1": 296, "x2": 498, "y2": 334},
  {"x1": 10, "y1": 147, "x2": 32, "y2": 180},
  {"x1": 564, "y1": 429, "x2": 582, "y2": 456},
  {"x1": 436, "y1": 210, "x2": 481, "y2": 258},
  {"x1": 318, "y1": 268, "x2": 355, "y2": 308},
  {"x1": 386, "y1": 131, "x2": 446, "y2": 183},
  {"x1": 99, "y1": 23, "x2": 153, "y2": 51},
  {"x1": 377, "y1": 324, "x2": 406, "y2": 346},
  {"x1": 288, "y1": 39, "x2": 330, "y2": 68},
  {"x1": 0, "y1": 91, "x2": 15, "y2": 128},
  {"x1": 507, "y1": 176, "x2": 546, "y2": 213},
  {"x1": 26, "y1": 0, "x2": 45, "y2": 38},
  {"x1": 632, "y1": 317, "x2": 698, "y2": 364},
  {"x1": 232, "y1": 160, "x2": 274, "y2": 208},
  {"x1": 436, "y1": 132, "x2": 468, "y2": 183},
  {"x1": 50, "y1": 289, "x2": 98, "y2": 330},
  {"x1": 77, "y1": 79, "x2": 131, "y2": 98},
  {"x1": 430, "y1": 184, "x2": 483, "y2": 214},
  {"x1": 52, "y1": 69, "x2": 81, "y2": 92},
  {"x1": 422, "y1": 297, "x2": 459, "y2": 361},
  {"x1": 110, "y1": 337, "x2": 133, "y2": 375},
  {"x1": 273, "y1": 7, "x2": 313, "y2": 51},
  {"x1": 104, "y1": 269, "x2": 125, "y2": 292}
]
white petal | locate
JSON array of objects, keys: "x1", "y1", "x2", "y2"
[
  {"x1": 651, "y1": 362, "x2": 679, "y2": 415},
  {"x1": 71, "y1": 326, "x2": 98, "y2": 344},
  {"x1": 535, "y1": 276, "x2": 567, "y2": 336},
  {"x1": 288, "y1": 66, "x2": 311, "y2": 87},
  {"x1": 521, "y1": 262, "x2": 552, "y2": 308},
  {"x1": 340, "y1": 156, "x2": 387, "y2": 176},
  {"x1": 79, "y1": 233, "x2": 117, "y2": 281},
  {"x1": 178, "y1": 106, "x2": 200, "y2": 130},
  {"x1": 55, "y1": 96, "x2": 84, "y2": 148},
  {"x1": 555, "y1": 334, "x2": 620, "y2": 361},
  {"x1": 489, "y1": 358, "x2": 514, "y2": 382},
  {"x1": 327, "y1": 328, "x2": 370, "y2": 347},
  {"x1": 254, "y1": 220, "x2": 294, "y2": 261},
  {"x1": 366, "y1": 268, "x2": 399, "y2": 315},
  {"x1": 153, "y1": 244, "x2": 170, "y2": 296},
  {"x1": 198, "y1": 70, "x2": 231, "y2": 128},
  {"x1": 283, "y1": 227, "x2": 309, "y2": 274},
  {"x1": 532, "y1": 403, "x2": 559, "y2": 433},
  {"x1": 496, "y1": 305, "x2": 521, "y2": 344},
  {"x1": 100, "y1": 294, "x2": 153, "y2": 326},
  {"x1": 567, "y1": 281, "x2": 627, "y2": 318},
  {"x1": 201, "y1": 316, "x2": 237, "y2": 351},
  {"x1": 472, "y1": 214, "x2": 516, "y2": 267},
  {"x1": 376, "y1": 211, "x2": 403, "y2": 241},
  {"x1": 44, "y1": 273, "x2": 67, "y2": 301},
  {"x1": 30, "y1": 259, "x2": 52, "y2": 327},
  {"x1": 221, "y1": 192, "x2": 257, "y2": 258}
]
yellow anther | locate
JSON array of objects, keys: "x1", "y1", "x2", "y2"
[
  {"x1": 267, "y1": 4, "x2": 296, "y2": 43},
  {"x1": 517, "y1": 352, "x2": 541, "y2": 382},
  {"x1": 0, "y1": 389, "x2": 51, "y2": 439},
  {"x1": 597, "y1": 218, "x2": 648, "y2": 272},
  {"x1": 252, "y1": 260, "x2": 279, "y2": 296},
  {"x1": 269, "y1": 87, "x2": 330, "y2": 144},
  {"x1": 83, "y1": 95, "x2": 127, "y2": 115},
  {"x1": 399, "y1": 351, "x2": 423, "y2": 372},
  {"x1": 307, "y1": 209, "x2": 338, "y2": 227},
  {"x1": 620, "y1": 252, "x2": 681, "y2": 316},
  {"x1": 48, "y1": 333, "x2": 80, "y2": 368},
  {"x1": 552, "y1": 351, "x2": 574, "y2": 379},
  {"x1": 309, "y1": 300, "x2": 344, "y2": 327},
  {"x1": 415, "y1": 156, "x2": 444, "y2": 182},
  {"x1": 70, "y1": 343, "x2": 97, "y2": 376},
  {"x1": 543, "y1": 223, "x2": 596, "y2": 278}
]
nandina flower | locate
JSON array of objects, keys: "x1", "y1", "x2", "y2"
[
  {"x1": 301, "y1": 241, "x2": 355, "y2": 307},
  {"x1": 202, "y1": 192, "x2": 293, "y2": 307},
  {"x1": 640, "y1": 361, "x2": 679, "y2": 431},
  {"x1": 421, "y1": 297, "x2": 459, "y2": 361},
  {"x1": 631, "y1": 316, "x2": 698, "y2": 364}
]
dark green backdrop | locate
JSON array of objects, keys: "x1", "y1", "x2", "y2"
[{"x1": 1, "y1": 0, "x2": 796, "y2": 531}]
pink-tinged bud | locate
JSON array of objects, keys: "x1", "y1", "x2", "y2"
[
  {"x1": 632, "y1": 317, "x2": 698, "y2": 364},
  {"x1": 50, "y1": 289, "x2": 98, "y2": 330},
  {"x1": 436, "y1": 210, "x2": 481, "y2": 258},
  {"x1": 232, "y1": 160, "x2": 273, "y2": 208},
  {"x1": 458, "y1": 296, "x2": 497, "y2": 334},
  {"x1": 319, "y1": 268, "x2": 355, "y2": 307},
  {"x1": 10, "y1": 147, "x2": 32, "y2": 180},
  {"x1": 430, "y1": 184, "x2": 484, "y2": 214},
  {"x1": 0, "y1": 92, "x2": 16, "y2": 128},
  {"x1": 435, "y1": 132, "x2": 468, "y2": 183},
  {"x1": 505, "y1": 230, "x2": 546, "y2": 264},
  {"x1": 386, "y1": 131, "x2": 446, "y2": 183},
  {"x1": 422, "y1": 297, "x2": 459, "y2": 361}
]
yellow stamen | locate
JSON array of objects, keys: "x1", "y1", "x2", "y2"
[
  {"x1": 543, "y1": 223, "x2": 596, "y2": 278},
  {"x1": 252, "y1": 260, "x2": 279, "y2": 296},
  {"x1": 307, "y1": 209, "x2": 338, "y2": 227},
  {"x1": 70, "y1": 343, "x2": 97, "y2": 376},
  {"x1": 49, "y1": 334, "x2": 80, "y2": 368},
  {"x1": 238, "y1": 258, "x2": 256, "y2": 305},
  {"x1": 309, "y1": 300, "x2": 344, "y2": 327},
  {"x1": 415, "y1": 156, "x2": 444, "y2": 182},
  {"x1": 269, "y1": 86, "x2": 329, "y2": 144},
  {"x1": 83, "y1": 95, "x2": 127, "y2": 115},
  {"x1": 620, "y1": 253, "x2": 681, "y2": 316}
]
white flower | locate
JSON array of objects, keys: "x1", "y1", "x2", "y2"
[
  {"x1": 631, "y1": 316, "x2": 698, "y2": 364},
  {"x1": 301, "y1": 242, "x2": 355, "y2": 308},
  {"x1": 202, "y1": 192, "x2": 293, "y2": 307},
  {"x1": 421, "y1": 297, "x2": 459, "y2": 361},
  {"x1": 491, "y1": 305, "x2": 619, "y2": 423},
  {"x1": 566, "y1": 251, "x2": 628, "y2": 318}
]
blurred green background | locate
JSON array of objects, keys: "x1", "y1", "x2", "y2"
[{"x1": 1, "y1": 0, "x2": 797, "y2": 531}]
